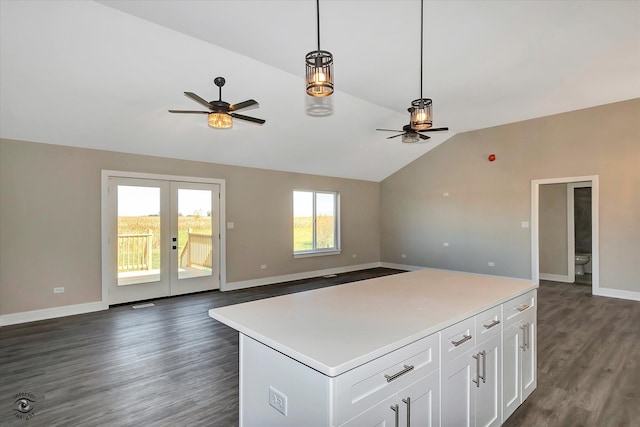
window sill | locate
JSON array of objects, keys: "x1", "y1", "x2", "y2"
[{"x1": 294, "y1": 250, "x2": 342, "y2": 259}]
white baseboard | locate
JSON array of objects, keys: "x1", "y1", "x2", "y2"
[
  {"x1": 223, "y1": 262, "x2": 383, "y2": 291},
  {"x1": 380, "y1": 262, "x2": 426, "y2": 271},
  {"x1": 594, "y1": 287, "x2": 640, "y2": 302},
  {"x1": 0, "y1": 301, "x2": 108, "y2": 327},
  {"x1": 539, "y1": 273, "x2": 573, "y2": 283}
]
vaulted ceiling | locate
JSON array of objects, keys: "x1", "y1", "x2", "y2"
[{"x1": 1, "y1": 1, "x2": 639, "y2": 181}]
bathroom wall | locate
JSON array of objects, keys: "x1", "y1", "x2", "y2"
[
  {"x1": 539, "y1": 184, "x2": 568, "y2": 276},
  {"x1": 574, "y1": 187, "x2": 592, "y2": 254}
]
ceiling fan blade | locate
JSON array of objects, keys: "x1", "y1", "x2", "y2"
[
  {"x1": 419, "y1": 134, "x2": 431, "y2": 140},
  {"x1": 230, "y1": 113, "x2": 266, "y2": 124},
  {"x1": 230, "y1": 99, "x2": 258, "y2": 111},
  {"x1": 376, "y1": 128, "x2": 403, "y2": 132},
  {"x1": 184, "y1": 92, "x2": 213, "y2": 109},
  {"x1": 168, "y1": 110, "x2": 209, "y2": 114},
  {"x1": 386, "y1": 133, "x2": 405, "y2": 139},
  {"x1": 419, "y1": 127, "x2": 449, "y2": 133}
]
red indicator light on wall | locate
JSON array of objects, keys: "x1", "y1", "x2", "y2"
[{"x1": 488, "y1": 154, "x2": 496, "y2": 162}]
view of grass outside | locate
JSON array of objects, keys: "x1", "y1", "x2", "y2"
[{"x1": 293, "y1": 190, "x2": 336, "y2": 252}]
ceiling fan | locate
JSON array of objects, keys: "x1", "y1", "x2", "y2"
[
  {"x1": 376, "y1": 122, "x2": 449, "y2": 143},
  {"x1": 169, "y1": 77, "x2": 265, "y2": 129}
]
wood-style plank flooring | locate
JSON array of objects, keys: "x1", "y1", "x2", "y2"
[{"x1": 1, "y1": 271, "x2": 638, "y2": 426}]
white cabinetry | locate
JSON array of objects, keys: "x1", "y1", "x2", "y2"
[
  {"x1": 441, "y1": 306, "x2": 502, "y2": 427},
  {"x1": 502, "y1": 292, "x2": 537, "y2": 422},
  {"x1": 342, "y1": 371, "x2": 439, "y2": 427}
]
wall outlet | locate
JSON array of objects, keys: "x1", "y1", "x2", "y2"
[
  {"x1": 401, "y1": 254, "x2": 406, "y2": 259},
  {"x1": 227, "y1": 222, "x2": 234, "y2": 229},
  {"x1": 260, "y1": 264, "x2": 267, "y2": 270},
  {"x1": 352, "y1": 254, "x2": 357, "y2": 258},
  {"x1": 53, "y1": 287, "x2": 64, "y2": 294},
  {"x1": 521, "y1": 221, "x2": 529, "y2": 228},
  {"x1": 443, "y1": 242, "x2": 449, "y2": 247},
  {"x1": 269, "y1": 386, "x2": 287, "y2": 416},
  {"x1": 443, "y1": 192, "x2": 449, "y2": 197},
  {"x1": 488, "y1": 262, "x2": 496, "y2": 267}
]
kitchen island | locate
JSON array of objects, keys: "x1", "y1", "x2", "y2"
[{"x1": 209, "y1": 268, "x2": 538, "y2": 426}]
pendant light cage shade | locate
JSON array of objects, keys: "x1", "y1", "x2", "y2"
[
  {"x1": 208, "y1": 112, "x2": 233, "y2": 129},
  {"x1": 410, "y1": 98, "x2": 432, "y2": 130},
  {"x1": 306, "y1": 51, "x2": 334, "y2": 97}
]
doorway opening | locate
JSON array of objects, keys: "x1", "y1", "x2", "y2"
[
  {"x1": 531, "y1": 175, "x2": 599, "y2": 295},
  {"x1": 101, "y1": 171, "x2": 226, "y2": 306}
]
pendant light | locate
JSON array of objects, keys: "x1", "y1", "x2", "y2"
[
  {"x1": 410, "y1": 0, "x2": 433, "y2": 130},
  {"x1": 305, "y1": 0, "x2": 334, "y2": 97}
]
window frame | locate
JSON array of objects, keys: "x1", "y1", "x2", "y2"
[{"x1": 293, "y1": 190, "x2": 341, "y2": 258}]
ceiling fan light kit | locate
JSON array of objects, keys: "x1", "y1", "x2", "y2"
[
  {"x1": 402, "y1": 132, "x2": 421, "y2": 143},
  {"x1": 306, "y1": 0, "x2": 334, "y2": 97},
  {"x1": 208, "y1": 112, "x2": 233, "y2": 129}
]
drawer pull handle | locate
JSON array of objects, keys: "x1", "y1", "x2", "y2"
[
  {"x1": 384, "y1": 364, "x2": 414, "y2": 383},
  {"x1": 390, "y1": 403, "x2": 399, "y2": 427},
  {"x1": 517, "y1": 304, "x2": 531, "y2": 312},
  {"x1": 483, "y1": 319, "x2": 501, "y2": 329},
  {"x1": 451, "y1": 334, "x2": 472, "y2": 347}
]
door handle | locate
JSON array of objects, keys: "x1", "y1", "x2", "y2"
[
  {"x1": 472, "y1": 353, "x2": 481, "y2": 387},
  {"x1": 402, "y1": 397, "x2": 411, "y2": 427},
  {"x1": 390, "y1": 404, "x2": 399, "y2": 427}
]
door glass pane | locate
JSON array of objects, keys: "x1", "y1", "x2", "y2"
[
  {"x1": 293, "y1": 191, "x2": 313, "y2": 252},
  {"x1": 177, "y1": 189, "x2": 213, "y2": 279},
  {"x1": 316, "y1": 193, "x2": 335, "y2": 249},
  {"x1": 117, "y1": 185, "x2": 161, "y2": 286}
]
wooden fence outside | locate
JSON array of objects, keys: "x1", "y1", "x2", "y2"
[{"x1": 117, "y1": 229, "x2": 153, "y2": 272}]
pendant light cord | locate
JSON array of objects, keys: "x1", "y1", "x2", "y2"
[
  {"x1": 420, "y1": 0, "x2": 424, "y2": 100},
  {"x1": 316, "y1": 0, "x2": 321, "y2": 52}
]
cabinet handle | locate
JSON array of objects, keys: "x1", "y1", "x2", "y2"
[
  {"x1": 451, "y1": 334, "x2": 472, "y2": 347},
  {"x1": 384, "y1": 364, "x2": 414, "y2": 383},
  {"x1": 390, "y1": 404, "x2": 399, "y2": 427},
  {"x1": 517, "y1": 304, "x2": 530, "y2": 312},
  {"x1": 472, "y1": 353, "x2": 481, "y2": 387},
  {"x1": 519, "y1": 325, "x2": 527, "y2": 351},
  {"x1": 526, "y1": 322, "x2": 530, "y2": 350},
  {"x1": 402, "y1": 397, "x2": 411, "y2": 427},
  {"x1": 483, "y1": 319, "x2": 501, "y2": 329},
  {"x1": 480, "y1": 350, "x2": 486, "y2": 384}
]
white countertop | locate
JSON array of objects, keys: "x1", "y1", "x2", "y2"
[{"x1": 208, "y1": 268, "x2": 537, "y2": 377}]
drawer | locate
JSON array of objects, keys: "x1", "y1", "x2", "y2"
[
  {"x1": 475, "y1": 305, "x2": 502, "y2": 344},
  {"x1": 502, "y1": 290, "x2": 536, "y2": 328},
  {"x1": 333, "y1": 333, "x2": 439, "y2": 426},
  {"x1": 440, "y1": 316, "x2": 476, "y2": 365}
]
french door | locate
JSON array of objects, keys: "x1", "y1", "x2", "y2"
[{"x1": 107, "y1": 177, "x2": 220, "y2": 305}]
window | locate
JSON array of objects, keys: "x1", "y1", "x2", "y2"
[{"x1": 293, "y1": 190, "x2": 340, "y2": 256}]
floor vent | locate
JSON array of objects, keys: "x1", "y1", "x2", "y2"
[
  {"x1": 132, "y1": 303, "x2": 155, "y2": 309},
  {"x1": 323, "y1": 274, "x2": 338, "y2": 278}
]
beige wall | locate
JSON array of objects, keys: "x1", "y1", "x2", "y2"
[
  {"x1": 539, "y1": 184, "x2": 568, "y2": 276},
  {"x1": 0, "y1": 139, "x2": 380, "y2": 315},
  {"x1": 381, "y1": 99, "x2": 640, "y2": 293}
]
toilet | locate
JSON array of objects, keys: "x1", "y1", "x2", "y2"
[{"x1": 575, "y1": 253, "x2": 591, "y2": 275}]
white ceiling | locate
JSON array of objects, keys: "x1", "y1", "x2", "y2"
[{"x1": 1, "y1": 1, "x2": 639, "y2": 182}]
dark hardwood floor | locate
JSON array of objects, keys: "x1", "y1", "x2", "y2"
[{"x1": 1, "y1": 270, "x2": 638, "y2": 426}]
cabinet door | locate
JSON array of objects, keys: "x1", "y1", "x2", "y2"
[
  {"x1": 502, "y1": 323, "x2": 522, "y2": 422},
  {"x1": 476, "y1": 334, "x2": 501, "y2": 427},
  {"x1": 399, "y1": 371, "x2": 440, "y2": 427},
  {"x1": 341, "y1": 395, "x2": 397, "y2": 427},
  {"x1": 441, "y1": 350, "x2": 475, "y2": 427},
  {"x1": 521, "y1": 312, "x2": 537, "y2": 401}
]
